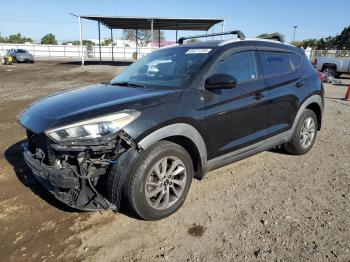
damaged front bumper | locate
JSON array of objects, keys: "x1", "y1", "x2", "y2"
[
  {"x1": 21, "y1": 142, "x2": 117, "y2": 211},
  {"x1": 21, "y1": 130, "x2": 141, "y2": 211}
]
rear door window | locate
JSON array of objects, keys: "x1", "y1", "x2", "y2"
[
  {"x1": 259, "y1": 51, "x2": 292, "y2": 77},
  {"x1": 214, "y1": 51, "x2": 258, "y2": 83}
]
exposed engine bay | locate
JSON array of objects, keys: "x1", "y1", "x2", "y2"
[{"x1": 22, "y1": 130, "x2": 142, "y2": 211}]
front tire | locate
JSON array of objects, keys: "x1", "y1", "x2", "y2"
[
  {"x1": 322, "y1": 66, "x2": 336, "y2": 77},
  {"x1": 124, "y1": 141, "x2": 193, "y2": 220},
  {"x1": 284, "y1": 109, "x2": 318, "y2": 155}
]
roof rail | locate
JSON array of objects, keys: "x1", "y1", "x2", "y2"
[
  {"x1": 177, "y1": 30, "x2": 245, "y2": 44},
  {"x1": 257, "y1": 35, "x2": 284, "y2": 43}
]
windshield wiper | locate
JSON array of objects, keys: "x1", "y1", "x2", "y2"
[{"x1": 109, "y1": 81, "x2": 145, "y2": 88}]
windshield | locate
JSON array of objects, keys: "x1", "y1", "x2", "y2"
[{"x1": 110, "y1": 46, "x2": 214, "y2": 89}]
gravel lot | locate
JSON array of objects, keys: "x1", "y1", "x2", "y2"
[{"x1": 0, "y1": 61, "x2": 349, "y2": 261}]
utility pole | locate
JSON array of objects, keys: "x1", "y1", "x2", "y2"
[
  {"x1": 69, "y1": 13, "x2": 84, "y2": 67},
  {"x1": 98, "y1": 21, "x2": 101, "y2": 64},
  {"x1": 150, "y1": 19, "x2": 154, "y2": 49},
  {"x1": 293, "y1": 25, "x2": 298, "y2": 42},
  {"x1": 79, "y1": 16, "x2": 84, "y2": 67}
]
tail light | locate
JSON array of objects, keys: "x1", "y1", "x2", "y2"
[
  {"x1": 311, "y1": 58, "x2": 317, "y2": 65},
  {"x1": 318, "y1": 71, "x2": 326, "y2": 81}
]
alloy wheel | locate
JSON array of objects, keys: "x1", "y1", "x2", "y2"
[
  {"x1": 145, "y1": 156, "x2": 187, "y2": 210},
  {"x1": 300, "y1": 116, "x2": 316, "y2": 149}
]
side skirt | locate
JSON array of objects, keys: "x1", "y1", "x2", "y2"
[{"x1": 205, "y1": 130, "x2": 292, "y2": 173}]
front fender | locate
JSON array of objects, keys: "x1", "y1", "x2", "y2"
[{"x1": 138, "y1": 123, "x2": 207, "y2": 170}]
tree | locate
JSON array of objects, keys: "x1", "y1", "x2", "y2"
[
  {"x1": 336, "y1": 26, "x2": 350, "y2": 49},
  {"x1": 123, "y1": 29, "x2": 165, "y2": 46},
  {"x1": 257, "y1": 32, "x2": 285, "y2": 43},
  {"x1": 316, "y1": 36, "x2": 337, "y2": 49},
  {"x1": 41, "y1": 33, "x2": 57, "y2": 45},
  {"x1": 297, "y1": 26, "x2": 350, "y2": 50},
  {"x1": 7, "y1": 33, "x2": 23, "y2": 43},
  {"x1": 5, "y1": 33, "x2": 33, "y2": 44},
  {"x1": 290, "y1": 41, "x2": 303, "y2": 48},
  {"x1": 102, "y1": 38, "x2": 113, "y2": 46},
  {"x1": 301, "y1": 39, "x2": 319, "y2": 49}
]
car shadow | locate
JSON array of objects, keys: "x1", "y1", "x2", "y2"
[
  {"x1": 4, "y1": 140, "x2": 142, "y2": 219},
  {"x1": 336, "y1": 75, "x2": 350, "y2": 80},
  {"x1": 4, "y1": 140, "x2": 80, "y2": 212},
  {"x1": 325, "y1": 96, "x2": 345, "y2": 100},
  {"x1": 268, "y1": 147, "x2": 291, "y2": 155},
  {"x1": 330, "y1": 83, "x2": 350, "y2": 87}
]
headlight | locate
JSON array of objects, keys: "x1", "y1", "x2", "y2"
[{"x1": 45, "y1": 110, "x2": 140, "y2": 144}]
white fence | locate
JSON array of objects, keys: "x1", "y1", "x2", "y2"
[{"x1": 0, "y1": 43, "x2": 156, "y2": 60}]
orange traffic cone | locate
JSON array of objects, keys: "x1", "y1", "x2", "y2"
[{"x1": 345, "y1": 85, "x2": 350, "y2": 101}]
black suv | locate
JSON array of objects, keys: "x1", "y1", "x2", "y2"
[{"x1": 19, "y1": 31, "x2": 324, "y2": 220}]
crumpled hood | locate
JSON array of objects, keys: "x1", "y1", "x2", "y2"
[{"x1": 19, "y1": 83, "x2": 181, "y2": 133}]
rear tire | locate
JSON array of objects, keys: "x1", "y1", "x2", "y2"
[
  {"x1": 284, "y1": 109, "x2": 318, "y2": 155},
  {"x1": 120, "y1": 141, "x2": 193, "y2": 220}
]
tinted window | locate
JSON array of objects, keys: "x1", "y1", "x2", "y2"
[
  {"x1": 214, "y1": 51, "x2": 258, "y2": 83},
  {"x1": 288, "y1": 53, "x2": 302, "y2": 69},
  {"x1": 259, "y1": 52, "x2": 292, "y2": 76}
]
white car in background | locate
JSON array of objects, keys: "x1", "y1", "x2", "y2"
[{"x1": 10, "y1": 49, "x2": 34, "y2": 63}]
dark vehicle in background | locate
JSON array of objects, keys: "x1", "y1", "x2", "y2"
[
  {"x1": 10, "y1": 49, "x2": 34, "y2": 63},
  {"x1": 19, "y1": 31, "x2": 324, "y2": 220}
]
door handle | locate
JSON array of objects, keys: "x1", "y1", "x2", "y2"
[
  {"x1": 254, "y1": 92, "x2": 266, "y2": 100},
  {"x1": 295, "y1": 81, "x2": 304, "y2": 88}
]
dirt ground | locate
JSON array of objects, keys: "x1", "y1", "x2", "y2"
[{"x1": 0, "y1": 61, "x2": 349, "y2": 262}]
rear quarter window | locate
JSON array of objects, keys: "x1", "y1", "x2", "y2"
[
  {"x1": 288, "y1": 52, "x2": 303, "y2": 69},
  {"x1": 259, "y1": 51, "x2": 292, "y2": 77}
]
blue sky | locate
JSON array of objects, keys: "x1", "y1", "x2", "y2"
[{"x1": 0, "y1": 0, "x2": 349, "y2": 43}]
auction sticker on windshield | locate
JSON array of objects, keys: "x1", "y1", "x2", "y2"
[{"x1": 185, "y1": 49, "x2": 212, "y2": 54}]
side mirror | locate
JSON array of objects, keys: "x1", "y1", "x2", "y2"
[{"x1": 204, "y1": 74, "x2": 237, "y2": 90}]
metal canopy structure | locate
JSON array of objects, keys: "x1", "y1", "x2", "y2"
[
  {"x1": 80, "y1": 16, "x2": 224, "y2": 31},
  {"x1": 70, "y1": 14, "x2": 225, "y2": 67}
]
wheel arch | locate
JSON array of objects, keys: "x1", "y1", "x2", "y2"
[
  {"x1": 138, "y1": 123, "x2": 207, "y2": 179},
  {"x1": 163, "y1": 136, "x2": 203, "y2": 179},
  {"x1": 293, "y1": 95, "x2": 323, "y2": 132},
  {"x1": 321, "y1": 63, "x2": 337, "y2": 71},
  {"x1": 306, "y1": 102, "x2": 322, "y2": 130}
]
